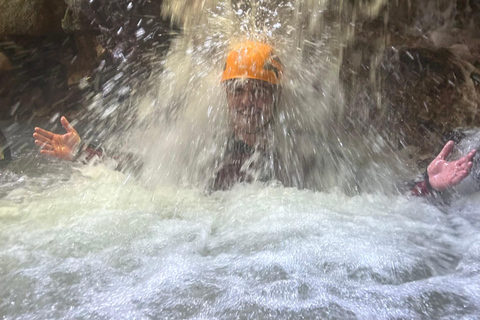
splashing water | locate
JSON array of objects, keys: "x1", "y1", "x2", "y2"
[
  {"x1": 2, "y1": 123, "x2": 480, "y2": 319},
  {"x1": 2, "y1": 0, "x2": 480, "y2": 319},
  {"x1": 86, "y1": 0, "x2": 409, "y2": 193}
]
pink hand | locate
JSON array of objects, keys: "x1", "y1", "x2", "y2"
[
  {"x1": 427, "y1": 141, "x2": 476, "y2": 191},
  {"x1": 33, "y1": 116, "x2": 81, "y2": 161}
]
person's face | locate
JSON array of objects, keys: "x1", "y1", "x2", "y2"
[{"x1": 226, "y1": 79, "x2": 277, "y2": 134}]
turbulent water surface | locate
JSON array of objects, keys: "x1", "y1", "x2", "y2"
[
  {"x1": 1, "y1": 125, "x2": 480, "y2": 319},
  {"x1": 2, "y1": 0, "x2": 480, "y2": 319}
]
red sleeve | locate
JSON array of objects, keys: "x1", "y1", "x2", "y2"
[
  {"x1": 411, "y1": 180, "x2": 432, "y2": 196},
  {"x1": 73, "y1": 143, "x2": 104, "y2": 163},
  {"x1": 82, "y1": 145, "x2": 104, "y2": 163}
]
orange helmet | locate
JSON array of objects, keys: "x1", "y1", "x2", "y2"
[{"x1": 221, "y1": 41, "x2": 283, "y2": 85}]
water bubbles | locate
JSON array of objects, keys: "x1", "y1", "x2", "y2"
[
  {"x1": 143, "y1": 33, "x2": 154, "y2": 41},
  {"x1": 112, "y1": 45, "x2": 126, "y2": 62},
  {"x1": 102, "y1": 79, "x2": 116, "y2": 96},
  {"x1": 10, "y1": 102, "x2": 20, "y2": 116},
  {"x1": 77, "y1": 0, "x2": 415, "y2": 194},
  {"x1": 96, "y1": 60, "x2": 106, "y2": 72},
  {"x1": 49, "y1": 113, "x2": 60, "y2": 124},
  {"x1": 135, "y1": 28, "x2": 146, "y2": 39},
  {"x1": 118, "y1": 86, "x2": 130, "y2": 97},
  {"x1": 79, "y1": 77, "x2": 90, "y2": 90},
  {"x1": 113, "y1": 72, "x2": 124, "y2": 81},
  {"x1": 101, "y1": 105, "x2": 119, "y2": 119},
  {"x1": 87, "y1": 94, "x2": 102, "y2": 111}
]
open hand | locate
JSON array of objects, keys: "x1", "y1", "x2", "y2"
[
  {"x1": 33, "y1": 116, "x2": 81, "y2": 161},
  {"x1": 427, "y1": 141, "x2": 476, "y2": 191}
]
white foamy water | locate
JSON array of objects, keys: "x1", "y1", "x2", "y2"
[
  {"x1": 3, "y1": 0, "x2": 480, "y2": 318},
  {"x1": 1, "y1": 144, "x2": 480, "y2": 319}
]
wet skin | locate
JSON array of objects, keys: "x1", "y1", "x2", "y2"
[{"x1": 225, "y1": 79, "x2": 277, "y2": 138}]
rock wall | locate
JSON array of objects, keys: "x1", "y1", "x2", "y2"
[
  {"x1": 0, "y1": 0, "x2": 66, "y2": 36},
  {"x1": 341, "y1": 0, "x2": 480, "y2": 164},
  {"x1": 0, "y1": 0, "x2": 171, "y2": 120}
]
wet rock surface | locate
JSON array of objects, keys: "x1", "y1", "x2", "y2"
[
  {"x1": 381, "y1": 48, "x2": 479, "y2": 160},
  {"x1": 0, "y1": 0, "x2": 66, "y2": 36},
  {"x1": 0, "y1": 0, "x2": 172, "y2": 121},
  {"x1": 0, "y1": 52, "x2": 11, "y2": 71},
  {"x1": 341, "y1": 0, "x2": 480, "y2": 165}
]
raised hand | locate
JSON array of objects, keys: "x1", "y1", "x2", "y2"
[
  {"x1": 33, "y1": 116, "x2": 81, "y2": 161},
  {"x1": 427, "y1": 141, "x2": 476, "y2": 191}
]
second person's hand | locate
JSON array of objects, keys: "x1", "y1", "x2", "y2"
[
  {"x1": 33, "y1": 116, "x2": 82, "y2": 161},
  {"x1": 427, "y1": 141, "x2": 476, "y2": 191}
]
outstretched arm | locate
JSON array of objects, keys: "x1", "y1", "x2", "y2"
[
  {"x1": 427, "y1": 141, "x2": 476, "y2": 191},
  {"x1": 33, "y1": 116, "x2": 81, "y2": 161},
  {"x1": 33, "y1": 116, "x2": 143, "y2": 174}
]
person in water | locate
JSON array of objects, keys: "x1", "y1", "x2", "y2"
[
  {"x1": 34, "y1": 41, "x2": 295, "y2": 190},
  {"x1": 33, "y1": 41, "x2": 476, "y2": 193}
]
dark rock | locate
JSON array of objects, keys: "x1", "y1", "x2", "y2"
[
  {"x1": 340, "y1": 0, "x2": 480, "y2": 167},
  {"x1": 0, "y1": 0, "x2": 67, "y2": 36},
  {"x1": 0, "y1": 0, "x2": 174, "y2": 121},
  {"x1": 0, "y1": 36, "x2": 79, "y2": 120},
  {"x1": 380, "y1": 48, "x2": 478, "y2": 155},
  {"x1": 67, "y1": 32, "x2": 105, "y2": 85},
  {"x1": 0, "y1": 51, "x2": 11, "y2": 70},
  {"x1": 342, "y1": 45, "x2": 480, "y2": 166}
]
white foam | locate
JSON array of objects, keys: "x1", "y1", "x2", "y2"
[{"x1": 1, "y1": 164, "x2": 479, "y2": 319}]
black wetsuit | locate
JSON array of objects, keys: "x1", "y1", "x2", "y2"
[
  {"x1": 212, "y1": 139, "x2": 307, "y2": 191},
  {"x1": 212, "y1": 140, "x2": 270, "y2": 190}
]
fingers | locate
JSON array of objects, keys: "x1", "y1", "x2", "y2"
[
  {"x1": 466, "y1": 161, "x2": 474, "y2": 171},
  {"x1": 451, "y1": 174, "x2": 466, "y2": 185},
  {"x1": 33, "y1": 133, "x2": 52, "y2": 145},
  {"x1": 450, "y1": 161, "x2": 474, "y2": 185},
  {"x1": 454, "y1": 156, "x2": 474, "y2": 171},
  {"x1": 35, "y1": 140, "x2": 53, "y2": 150},
  {"x1": 455, "y1": 161, "x2": 469, "y2": 170},
  {"x1": 34, "y1": 132, "x2": 54, "y2": 151},
  {"x1": 454, "y1": 149, "x2": 477, "y2": 166},
  {"x1": 466, "y1": 149, "x2": 477, "y2": 161},
  {"x1": 451, "y1": 169, "x2": 471, "y2": 185},
  {"x1": 60, "y1": 116, "x2": 74, "y2": 134},
  {"x1": 458, "y1": 150, "x2": 477, "y2": 164},
  {"x1": 436, "y1": 141, "x2": 454, "y2": 160},
  {"x1": 34, "y1": 127, "x2": 55, "y2": 140}
]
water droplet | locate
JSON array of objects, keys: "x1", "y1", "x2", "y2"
[
  {"x1": 49, "y1": 113, "x2": 60, "y2": 123},
  {"x1": 135, "y1": 28, "x2": 146, "y2": 39}
]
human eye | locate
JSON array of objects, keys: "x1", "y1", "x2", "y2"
[{"x1": 234, "y1": 88, "x2": 244, "y2": 96}]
